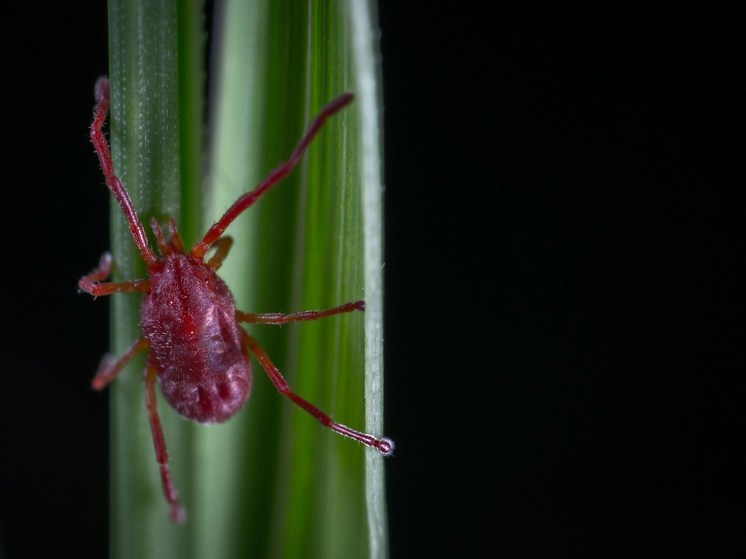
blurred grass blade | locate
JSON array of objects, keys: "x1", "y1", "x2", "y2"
[{"x1": 202, "y1": 0, "x2": 388, "y2": 557}]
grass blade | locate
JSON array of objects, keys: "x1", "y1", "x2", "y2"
[
  {"x1": 203, "y1": 1, "x2": 388, "y2": 557},
  {"x1": 106, "y1": 0, "x2": 203, "y2": 556}
]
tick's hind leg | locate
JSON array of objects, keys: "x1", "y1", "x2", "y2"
[
  {"x1": 79, "y1": 252, "x2": 150, "y2": 296},
  {"x1": 236, "y1": 300, "x2": 364, "y2": 325},
  {"x1": 241, "y1": 331, "x2": 394, "y2": 456},
  {"x1": 144, "y1": 360, "x2": 185, "y2": 523}
]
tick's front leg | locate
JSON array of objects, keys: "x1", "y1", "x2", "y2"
[{"x1": 78, "y1": 252, "x2": 150, "y2": 296}]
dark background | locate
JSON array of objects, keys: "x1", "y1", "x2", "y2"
[{"x1": 2, "y1": 2, "x2": 743, "y2": 558}]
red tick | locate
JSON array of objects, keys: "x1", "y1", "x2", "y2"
[{"x1": 80, "y1": 77, "x2": 394, "y2": 523}]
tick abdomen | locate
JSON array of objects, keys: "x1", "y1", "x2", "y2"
[{"x1": 140, "y1": 254, "x2": 251, "y2": 423}]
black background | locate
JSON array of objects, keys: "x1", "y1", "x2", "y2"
[{"x1": 1, "y1": 2, "x2": 743, "y2": 558}]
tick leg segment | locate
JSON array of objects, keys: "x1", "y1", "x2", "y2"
[
  {"x1": 91, "y1": 77, "x2": 158, "y2": 268},
  {"x1": 205, "y1": 236, "x2": 234, "y2": 270},
  {"x1": 191, "y1": 93, "x2": 355, "y2": 260},
  {"x1": 236, "y1": 300, "x2": 365, "y2": 325},
  {"x1": 83, "y1": 251, "x2": 113, "y2": 282},
  {"x1": 242, "y1": 331, "x2": 394, "y2": 456},
  {"x1": 144, "y1": 360, "x2": 185, "y2": 523},
  {"x1": 79, "y1": 252, "x2": 150, "y2": 296},
  {"x1": 91, "y1": 336, "x2": 149, "y2": 390}
]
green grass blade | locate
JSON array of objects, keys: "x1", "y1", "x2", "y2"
[
  {"x1": 106, "y1": 0, "x2": 203, "y2": 557},
  {"x1": 203, "y1": 1, "x2": 388, "y2": 557},
  {"x1": 349, "y1": 3, "x2": 389, "y2": 557}
]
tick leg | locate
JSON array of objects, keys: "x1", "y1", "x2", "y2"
[
  {"x1": 79, "y1": 252, "x2": 150, "y2": 296},
  {"x1": 91, "y1": 78, "x2": 158, "y2": 268},
  {"x1": 205, "y1": 236, "x2": 234, "y2": 270},
  {"x1": 80, "y1": 279, "x2": 150, "y2": 296},
  {"x1": 236, "y1": 300, "x2": 365, "y2": 325},
  {"x1": 83, "y1": 251, "x2": 113, "y2": 282},
  {"x1": 191, "y1": 93, "x2": 355, "y2": 260},
  {"x1": 92, "y1": 336, "x2": 149, "y2": 390},
  {"x1": 242, "y1": 331, "x2": 394, "y2": 456},
  {"x1": 144, "y1": 360, "x2": 185, "y2": 523}
]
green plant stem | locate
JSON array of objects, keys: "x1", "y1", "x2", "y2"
[{"x1": 107, "y1": 0, "x2": 202, "y2": 557}]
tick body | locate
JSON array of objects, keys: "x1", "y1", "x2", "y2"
[
  {"x1": 142, "y1": 253, "x2": 250, "y2": 423},
  {"x1": 80, "y1": 77, "x2": 393, "y2": 522}
]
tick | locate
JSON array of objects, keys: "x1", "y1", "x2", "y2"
[{"x1": 80, "y1": 77, "x2": 393, "y2": 522}]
